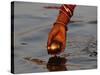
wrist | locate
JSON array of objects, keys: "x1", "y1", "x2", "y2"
[{"x1": 53, "y1": 21, "x2": 68, "y2": 31}]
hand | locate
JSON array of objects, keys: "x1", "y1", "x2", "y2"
[{"x1": 47, "y1": 23, "x2": 66, "y2": 53}]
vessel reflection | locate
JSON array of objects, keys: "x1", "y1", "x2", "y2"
[{"x1": 47, "y1": 56, "x2": 67, "y2": 71}]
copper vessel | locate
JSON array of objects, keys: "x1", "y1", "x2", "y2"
[{"x1": 47, "y1": 40, "x2": 62, "y2": 55}]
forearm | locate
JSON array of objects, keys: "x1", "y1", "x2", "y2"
[{"x1": 55, "y1": 4, "x2": 76, "y2": 31}]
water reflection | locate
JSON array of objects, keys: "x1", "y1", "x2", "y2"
[
  {"x1": 24, "y1": 56, "x2": 67, "y2": 71},
  {"x1": 47, "y1": 56, "x2": 67, "y2": 71}
]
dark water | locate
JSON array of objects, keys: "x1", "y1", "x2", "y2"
[{"x1": 13, "y1": 2, "x2": 97, "y2": 74}]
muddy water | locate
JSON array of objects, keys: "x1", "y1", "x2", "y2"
[{"x1": 13, "y1": 2, "x2": 97, "y2": 74}]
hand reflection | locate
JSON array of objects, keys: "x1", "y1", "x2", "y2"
[{"x1": 47, "y1": 56, "x2": 67, "y2": 71}]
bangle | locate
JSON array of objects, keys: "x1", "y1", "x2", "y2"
[
  {"x1": 63, "y1": 4, "x2": 73, "y2": 16},
  {"x1": 60, "y1": 9, "x2": 70, "y2": 20},
  {"x1": 55, "y1": 21, "x2": 66, "y2": 26},
  {"x1": 53, "y1": 21, "x2": 68, "y2": 31}
]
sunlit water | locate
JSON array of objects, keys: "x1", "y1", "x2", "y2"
[{"x1": 13, "y1": 2, "x2": 97, "y2": 74}]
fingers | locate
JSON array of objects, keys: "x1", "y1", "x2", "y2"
[
  {"x1": 47, "y1": 25, "x2": 59, "y2": 46},
  {"x1": 62, "y1": 40, "x2": 66, "y2": 51},
  {"x1": 47, "y1": 24, "x2": 67, "y2": 54},
  {"x1": 61, "y1": 31, "x2": 66, "y2": 51}
]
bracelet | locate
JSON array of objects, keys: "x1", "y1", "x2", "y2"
[
  {"x1": 63, "y1": 4, "x2": 72, "y2": 16},
  {"x1": 53, "y1": 21, "x2": 68, "y2": 31},
  {"x1": 55, "y1": 21, "x2": 66, "y2": 26},
  {"x1": 60, "y1": 9, "x2": 70, "y2": 20}
]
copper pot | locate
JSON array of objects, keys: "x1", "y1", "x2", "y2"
[{"x1": 47, "y1": 40, "x2": 62, "y2": 55}]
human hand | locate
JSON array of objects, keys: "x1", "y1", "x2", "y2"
[{"x1": 47, "y1": 23, "x2": 66, "y2": 54}]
